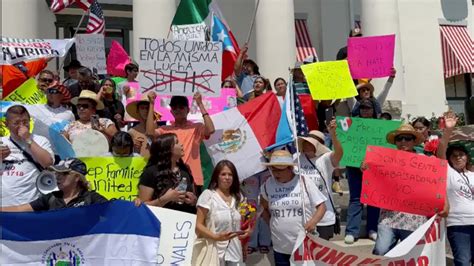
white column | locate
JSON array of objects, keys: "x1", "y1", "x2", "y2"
[
  {"x1": 361, "y1": 0, "x2": 406, "y2": 113},
  {"x1": 132, "y1": 0, "x2": 177, "y2": 60},
  {"x1": 255, "y1": 0, "x2": 296, "y2": 83}
]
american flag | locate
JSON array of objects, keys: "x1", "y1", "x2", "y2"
[
  {"x1": 291, "y1": 82, "x2": 309, "y2": 137},
  {"x1": 50, "y1": 0, "x2": 92, "y2": 13},
  {"x1": 295, "y1": 19, "x2": 318, "y2": 62},
  {"x1": 86, "y1": 0, "x2": 105, "y2": 34}
]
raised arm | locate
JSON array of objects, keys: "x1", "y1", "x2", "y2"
[
  {"x1": 145, "y1": 92, "x2": 158, "y2": 139},
  {"x1": 328, "y1": 118, "x2": 343, "y2": 167},
  {"x1": 234, "y1": 43, "x2": 248, "y2": 77},
  {"x1": 436, "y1": 111, "x2": 458, "y2": 160},
  {"x1": 376, "y1": 67, "x2": 396, "y2": 105},
  {"x1": 194, "y1": 92, "x2": 215, "y2": 137}
]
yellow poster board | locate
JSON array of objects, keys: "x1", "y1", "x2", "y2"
[
  {"x1": 4, "y1": 78, "x2": 47, "y2": 104},
  {"x1": 301, "y1": 60, "x2": 358, "y2": 100},
  {"x1": 81, "y1": 156, "x2": 147, "y2": 201}
]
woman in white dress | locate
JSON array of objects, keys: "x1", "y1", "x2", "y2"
[{"x1": 195, "y1": 160, "x2": 251, "y2": 265}]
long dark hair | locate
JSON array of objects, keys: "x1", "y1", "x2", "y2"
[
  {"x1": 100, "y1": 78, "x2": 118, "y2": 101},
  {"x1": 447, "y1": 145, "x2": 472, "y2": 171},
  {"x1": 147, "y1": 132, "x2": 189, "y2": 176},
  {"x1": 208, "y1": 160, "x2": 241, "y2": 208}
]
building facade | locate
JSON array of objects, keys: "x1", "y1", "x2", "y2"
[{"x1": 2, "y1": 0, "x2": 473, "y2": 122}]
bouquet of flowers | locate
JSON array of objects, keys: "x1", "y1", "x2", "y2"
[{"x1": 238, "y1": 200, "x2": 257, "y2": 261}]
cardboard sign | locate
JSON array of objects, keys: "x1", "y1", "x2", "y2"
[
  {"x1": 348, "y1": 34, "x2": 395, "y2": 79},
  {"x1": 4, "y1": 78, "x2": 46, "y2": 104},
  {"x1": 106, "y1": 40, "x2": 130, "y2": 77},
  {"x1": 1, "y1": 37, "x2": 75, "y2": 65},
  {"x1": 361, "y1": 146, "x2": 447, "y2": 216},
  {"x1": 76, "y1": 34, "x2": 107, "y2": 74},
  {"x1": 147, "y1": 206, "x2": 196, "y2": 265},
  {"x1": 82, "y1": 157, "x2": 147, "y2": 201},
  {"x1": 300, "y1": 60, "x2": 358, "y2": 100},
  {"x1": 291, "y1": 216, "x2": 446, "y2": 265},
  {"x1": 171, "y1": 23, "x2": 207, "y2": 41},
  {"x1": 138, "y1": 38, "x2": 222, "y2": 97},
  {"x1": 336, "y1": 116, "x2": 401, "y2": 167},
  {"x1": 155, "y1": 88, "x2": 237, "y2": 121}
]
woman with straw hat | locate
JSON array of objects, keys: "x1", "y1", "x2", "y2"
[
  {"x1": 63, "y1": 90, "x2": 118, "y2": 144},
  {"x1": 126, "y1": 92, "x2": 159, "y2": 158},
  {"x1": 297, "y1": 118, "x2": 343, "y2": 240},
  {"x1": 260, "y1": 149, "x2": 326, "y2": 265},
  {"x1": 371, "y1": 123, "x2": 431, "y2": 255}
]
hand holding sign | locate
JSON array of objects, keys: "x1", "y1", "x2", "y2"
[{"x1": 361, "y1": 146, "x2": 448, "y2": 216}]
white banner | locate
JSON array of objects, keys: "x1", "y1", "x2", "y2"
[
  {"x1": 171, "y1": 23, "x2": 207, "y2": 41},
  {"x1": 138, "y1": 38, "x2": 222, "y2": 97},
  {"x1": 76, "y1": 34, "x2": 107, "y2": 74},
  {"x1": 148, "y1": 206, "x2": 196, "y2": 265},
  {"x1": 291, "y1": 216, "x2": 446, "y2": 265},
  {"x1": 1, "y1": 37, "x2": 75, "y2": 65}
]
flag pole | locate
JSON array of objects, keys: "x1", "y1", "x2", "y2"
[
  {"x1": 58, "y1": 9, "x2": 88, "y2": 76},
  {"x1": 245, "y1": 0, "x2": 260, "y2": 44}
]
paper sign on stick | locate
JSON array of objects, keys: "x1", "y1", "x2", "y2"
[
  {"x1": 348, "y1": 34, "x2": 396, "y2": 79},
  {"x1": 76, "y1": 34, "x2": 107, "y2": 74},
  {"x1": 336, "y1": 116, "x2": 401, "y2": 167},
  {"x1": 300, "y1": 60, "x2": 357, "y2": 100},
  {"x1": 138, "y1": 38, "x2": 222, "y2": 97},
  {"x1": 361, "y1": 146, "x2": 447, "y2": 216},
  {"x1": 82, "y1": 157, "x2": 147, "y2": 201},
  {"x1": 4, "y1": 78, "x2": 46, "y2": 104},
  {"x1": 155, "y1": 88, "x2": 237, "y2": 121}
]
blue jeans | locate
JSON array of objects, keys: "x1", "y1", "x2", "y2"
[
  {"x1": 373, "y1": 224, "x2": 413, "y2": 255},
  {"x1": 249, "y1": 218, "x2": 272, "y2": 247},
  {"x1": 345, "y1": 167, "x2": 380, "y2": 237},
  {"x1": 447, "y1": 225, "x2": 474, "y2": 266},
  {"x1": 273, "y1": 251, "x2": 291, "y2": 266}
]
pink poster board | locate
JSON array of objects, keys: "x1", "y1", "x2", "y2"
[
  {"x1": 347, "y1": 34, "x2": 395, "y2": 79},
  {"x1": 155, "y1": 88, "x2": 237, "y2": 121}
]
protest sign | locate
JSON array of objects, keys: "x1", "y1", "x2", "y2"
[
  {"x1": 291, "y1": 216, "x2": 446, "y2": 265},
  {"x1": 171, "y1": 23, "x2": 207, "y2": 41},
  {"x1": 81, "y1": 157, "x2": 147, "y2": 201},
  {"x1": 4, "y1": 78, "x2": 46, "y2": 104},
  {"x1": 76, "y1": 34, "x2": 106, "y2": 75},
  {"x1": 361, "y1": 146, "x2": 447, "y2": 216},
  {"x1": 138, "y1": 38, "x2": 222, "y2": 97},
  {"x1": 300, "y1": 60, "x2": 358, "y2": 100},
  {"x1": 336, "y1": 116, "x2": 401, "y2": 167},
  {"x1": 348, "y1": 34, "x2": 396, "y2": 79},
  {"x1": 1, "y1": 37, "x2": 75, "y2": 65},
  {"x1": 148, "y1": 207, "x2": 196, "y2": 265},
  {"x1": 106, "y1": 40, "x2": 130, "y2": 77},
  {"x1": 155, "y1": 88, "x2": 237, "y2": 121}
]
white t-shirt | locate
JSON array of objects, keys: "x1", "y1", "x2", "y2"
[
  {"x1": 196, "y1": 189, "x2": 243, "y2": 263},
  {"x1": 298, "y1": 152, "x2": 336, "y2": 226},
  {"x1": 26, "y1": 104, "x2": 75, "y2": 154},
  {"x1": 1, "y1": 135, "x2": 54, "y2": 207},
  {"x1": 261, "y1": 175, "x2": 326, "y2": 254},
  {"x1": 446, "y1": 166, "x2": 474, "y2": 227}
]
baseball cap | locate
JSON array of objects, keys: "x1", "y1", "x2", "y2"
[{"x1": 49, "y1": 159, "x2": 87, "y2": 176}]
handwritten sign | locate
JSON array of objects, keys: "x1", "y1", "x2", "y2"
[
  {"x1": 336, "y1": 116, "x2": 401, "y2": 167},
  {"x1": 171, "y1": 23, "x2": 207, "y2": 41},
  {"x1": 76, "y1": 34, "x2": 106, "y2": 75},
  {"x1": 348, "y1": 34, "x2": 396, "y2": 79},
  {"x1": 300, "y1": 60, "x2": 357, "y2": 100},
  {"x1": 138, "y1": 38, "x2": 222, "y2": 97},
  {"x1": 361, "y1": 146, "x2": 447, "y2": 216},
  {"x1": 148, "y1": 206, "x2": 196, "y2": 265},
  {"x1": 4, "y1": 78, "x2": 46, "y2": 104},
  {"x1": 155, "y1": 88, "x2": 237, "y2": 121},
  {"x1": 82, "y1": 157, "x2": 147, "y2": 201}
]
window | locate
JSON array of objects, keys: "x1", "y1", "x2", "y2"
[{"x1": 445, "y1": 74, "x2": 472, "y2": 99}]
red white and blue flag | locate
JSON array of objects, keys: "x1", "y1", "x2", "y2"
[
  {"x1": 211, "y1": 11, "x2": 240, "y2": 81},
  {"x1": 86, "y1": 0, "x2": 105, "y2": 34},
  {"x1": 50, "y1": 0, "x2": 92, "y2": 13}
]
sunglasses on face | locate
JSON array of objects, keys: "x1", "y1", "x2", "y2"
[
  {"x1": 47, "y1": 88, "x2": 60, "y2": 94},
  {"x1": 76, "y1": 103, "x2": 91, "y2": 109},
  {"x1": 39, "y1": 78, "x2": 54, "y2": 84},
  {"x1": 395, "y1": 135, "x2": 415, "y2": 142}
]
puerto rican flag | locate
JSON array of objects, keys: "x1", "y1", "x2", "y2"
[
  {"x1": 204, "y1": 92, "x2": 281, "y2": 181},
  {"x1": 211, "y1": 13, "x2": 240, "y2": 81}
]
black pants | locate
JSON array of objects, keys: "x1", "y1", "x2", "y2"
[{"x1": 318, "y1": 225, "x2": 335, "y2": 240}]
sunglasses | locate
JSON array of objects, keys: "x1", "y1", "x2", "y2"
[
  {"x1": 47, "y1": 88, "x2": 60, "y2": 94},
  {"x1": 39, "y1": 78, "x2": 54, "y2": 83},
  {"x1": 395, "y1": 135, "x2": 415, "y2": 142},
  {"x1": 76, "y1": 103, "x2": 91, "y2": 109}
]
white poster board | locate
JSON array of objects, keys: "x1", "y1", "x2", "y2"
[
  {"x1": 138, "y1": 38, "x2": 222, "y2": 97},
  {"x1": 76, "y1": 34, "x2": 107, "y2": 75}
]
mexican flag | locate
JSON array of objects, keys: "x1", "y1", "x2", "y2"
[
  {"x1": 203, "y1": 92, "x2": 281, "y2": 181},
  {"x1": 171, "y1": 0, "x2": 212, "y2": 41}
]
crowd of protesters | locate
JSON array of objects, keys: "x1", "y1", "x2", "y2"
[{"x1": 1, "y1": 32, "x2": 473, "y2": 266}]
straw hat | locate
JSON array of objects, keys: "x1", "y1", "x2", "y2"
[
  {"x1": 126, "y1": 95, "x2": 151, "y2": 120},
  {"x1": 386, "y1": 124, "x2": 424, "y2": 145},
  {"x1": 297, "y1": 130, "x2": 331, "y2": 157},
  {"x1": 71, "y1": 90, "x2": 104, "y2": 110},
  {"x1": 262, "y1": 150, "x2": 296, "y2": 169},
  {"x1": 356, "y1": 82, "x2": 374, "y2": 95}
]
